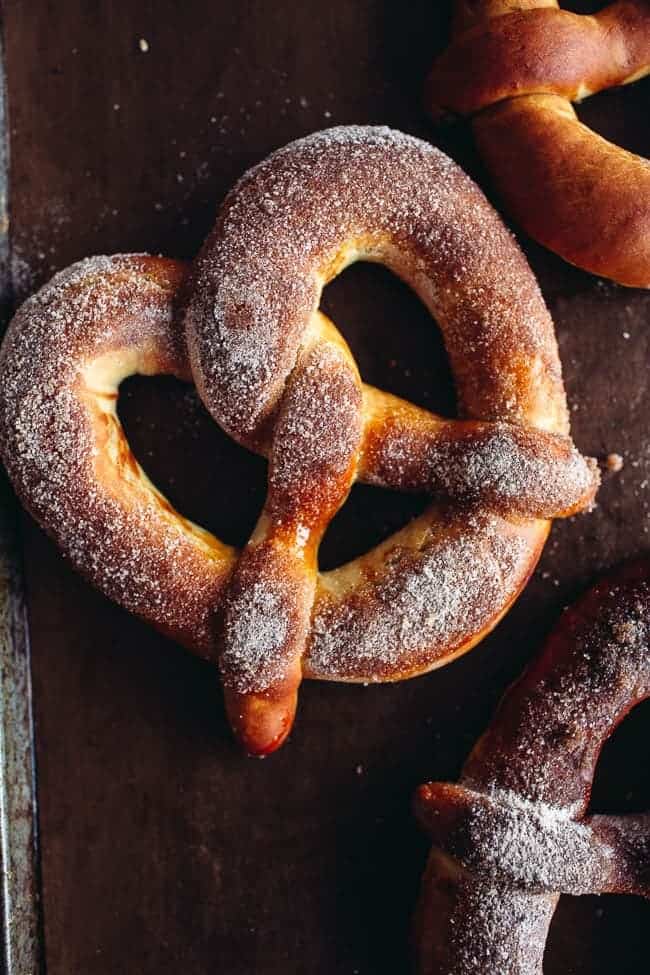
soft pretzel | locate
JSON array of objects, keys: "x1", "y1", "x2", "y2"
[
  {"x1": 0, "y1": 127, "x2": 598, "y2": 754},
  {"x1": 426, "y1": 1, "x2": 650, "y2": 287},
  {"x1": 415, "y1": 558, "x2": 650, "y2": 974}
]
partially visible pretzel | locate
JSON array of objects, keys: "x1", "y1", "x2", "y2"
[
  {"x1": 426, "y1": 1, "x2": 650, "y2": 287},
  {"x1": 415, "y1": 558, "x2": 650, "y2": 974},
  {"x1": 0, "y1": 128, "x2": 598, "y2": 755}
]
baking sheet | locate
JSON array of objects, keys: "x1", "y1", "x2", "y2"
[{"x1": 1, "y1": 1, "x2": 649, "y2": 972}]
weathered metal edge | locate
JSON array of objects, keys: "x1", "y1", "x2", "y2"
[{"x1": 0, "y1": 7, "x2": 45, "y2": 973}]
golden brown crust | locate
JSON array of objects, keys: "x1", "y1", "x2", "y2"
[
  {"x1": 427, "y1": 4, "x2": 650, "y2": 119},
  {"x1": 0, "y1": 128, "x2": 598, "y2": 753},
  {"x1": 426, "y1": 1, "x2": 650, "y2": 288},
  {"x1": 474, "y1": 94, "x2": 650, "y2": 287},
  {"x1": 415, "y1": 558, "x2": 650, "y2": 974}
]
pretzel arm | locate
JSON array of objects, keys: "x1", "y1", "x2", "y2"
[
  {"x1": 462, "y1": 558, "x2": 650, "y2": 811},
  {"x1": 415, "y1": 782, "x2": 650, "y2": 896},
  {"x1": 475, "y1": 93, "x2": 650, "y2": 288},
  {"x1": 220, "y1": 319, "x2": 363, "y2": 754},
  {"x1": 359, "y1": 386, "x2": 598, "y2": 518},
  {"x1": 415, "y1": 850, "x2": 555, "y2": 975}
]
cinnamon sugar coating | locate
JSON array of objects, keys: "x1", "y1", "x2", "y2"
[{"x1": 415, "y1": 558, "x2": 650, "y2": 974}]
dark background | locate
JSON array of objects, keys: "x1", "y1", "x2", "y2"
[{"x1": 3, "y1": 0, "x2": 649, "y2": 971}]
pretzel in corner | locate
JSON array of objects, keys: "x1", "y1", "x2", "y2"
[
  {"x1": 426, "y1": 1, "x2": 650, "y2": 288},
  {"x1": 415, "y1": 557, "x2": 650, "y2": 973}
]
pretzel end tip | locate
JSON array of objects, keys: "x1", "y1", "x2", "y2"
[
  {"x1": 571, "y1": 454, "x2": 602, "y2": 516},
  {"x1": 413, "y1": 782, "x2": 444, "y2": 830},
  {"x1": 225, "y1": 688, "x2": 298, "y2": 757}
]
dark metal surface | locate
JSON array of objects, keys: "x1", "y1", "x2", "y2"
[
  {"x1": 1, "y1": 1, "x2": 649, "y2": 972},
  {"x1": 0, "y1": 481, "x2": 42, "y2": 975},
  {"x1": 0, "y1": 12, "x2": 43, "y2": 973}
]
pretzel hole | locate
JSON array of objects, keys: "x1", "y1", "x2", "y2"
[
  {"x1": 588, "y1": 698, "x2": 650, "y2": 815},
  {"x1": 546, "y1": 891, "x2": 649, "y2": 973},
  {"x1": 547, "y1": 696, "x2": 650, "y2": 971},
  {"x1": 117, "y1": 374, "x2": 267, "y2": 548},
  {"x1": 576, "y1": 76, "x2": 650, "y2": 159},
  {"x1": 561, "y1": 2, "x2": 609, "y2": 12},
  {"x1": 544, "y1": 699, "x2": 650, "y2": 970},
  {"x1": 318, "y1": 261, "x2": 454, "y2": 569},
  {"x1": 320, "y1": 261, "x2": 456, "y2": 416},
  {"x1": 318, "y1": 484, "x2": 429, "y2": 570}
]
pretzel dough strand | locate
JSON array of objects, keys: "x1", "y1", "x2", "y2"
[
  {"x1": 220, "y1": 320, "x2": 364, "y2": 754},
  {"x1": 360, "y1": 388, "x2": 597, "y2": 518},
  {"x1": 415, "y1": 559, "x2": 650, "y2": 974}
]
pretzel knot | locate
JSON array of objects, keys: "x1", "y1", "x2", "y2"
[
  {"x1": 415, "y1": 559, "x2": 650, "y2": 975},
  {"x1": 0, "y1": 127, "x2": 598, "y2": 755},
  {"x1": 426, "y1": 1, "x2": 650, "y2": 287}
]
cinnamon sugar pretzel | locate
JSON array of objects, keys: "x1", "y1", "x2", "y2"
[
  {"x1": 426, "y1": 1, "x2": 650, "y2": 287},
  {"x1": 0, "y1": 127, "x2": 598, "y2": 755},
  {"x1": 415, "y1": 558, "x2": 650, "y2": 974}
]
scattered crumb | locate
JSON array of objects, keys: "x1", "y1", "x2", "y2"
[
  {"x1": 605, "y1": 453, "x2": 624, "y2": 473},
  {"x1": 138, "y1": 38, "x2": 149, "y2": 53},
  {"x1": 355, "y1": 764, "x2": 364, "y2": 776},
  {"x1": 299, "y1": 95, "x2": 309, "y2": 108},
  {"x1": 623, "y1": 331, "x2": 631, "y2": 340}
]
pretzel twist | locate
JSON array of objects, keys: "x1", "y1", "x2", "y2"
[
  {"x1": 415, "y1": 558, "x2": 650, "y2": 974},
  {"x1": 426, "y1": 1, "x2": 650, "y2": 287},
  {"x1": 0, "y1": 127, "x2": 598, "y2": 754}
]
